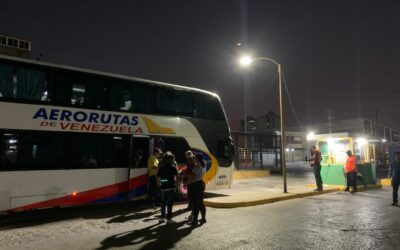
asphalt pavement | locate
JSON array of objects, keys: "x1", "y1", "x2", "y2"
[
  {"x1": 1, "y1": 188, "x2": 398, "y2": 250},
  {"x1": 0, "y1": 163, "x2": 396, "y2": 250}
]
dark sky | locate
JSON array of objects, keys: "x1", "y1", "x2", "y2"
[{"x1": 1, "y1": 0, "x2": 400, "y2": 131}]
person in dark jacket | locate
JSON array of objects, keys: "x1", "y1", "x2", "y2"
[
  {"x1": 311, "y1": 146, "x2": 323, "y2": 192},
  {"x1": 157, "y1": 152, "x2": 178, "y2": 223},
  {"x1": 389, "y1": 152, "x2": 400, "y2": 206}
]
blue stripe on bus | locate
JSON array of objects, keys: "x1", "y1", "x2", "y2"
[
  {"x1": 89, "y1": 185, "x2": 147, "y2": 204},
  {"x1": 89, "y1": 192, "x2": 129, "y2": 204},
  {"x1": 128, "y1": 185, "x2": 147, "y2": 200}
]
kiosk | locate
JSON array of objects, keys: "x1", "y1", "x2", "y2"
[{"x1": 314, "y1": 133, "x2": 377, "y2": 186}]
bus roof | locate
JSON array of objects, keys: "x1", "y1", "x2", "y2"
[{"x1": 0, "y1": 54, "x2": 220, "y2": 99}]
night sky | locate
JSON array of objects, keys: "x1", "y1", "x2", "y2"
[{"x1": 1, "y1": 0, "x2": 400, "y2": 131}]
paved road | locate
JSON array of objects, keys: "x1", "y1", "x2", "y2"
[{"x1": 1, "y1": 188, "x2": 398, "y2": 250}]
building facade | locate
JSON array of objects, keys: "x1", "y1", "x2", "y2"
[{"x1": 0, "y1": 34, "x2": 31, "y2": 59}]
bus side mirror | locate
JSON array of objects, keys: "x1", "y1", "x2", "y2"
[{"x1": 218, "y1": 137, "x2": 235, "y2": 161}]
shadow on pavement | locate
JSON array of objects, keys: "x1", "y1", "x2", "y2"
[
  {"x1": 107, "y1": 211, "x2": 159, "y2": 224},
  {"x1": 204, "y1": 192, "x2": 229, "y2": 198},
  {"x1": 95, "y1": 221, "x2": 195, "y2": 250},
  {"x1": 0, "y1": 201, "x2": 157, "y2": 230}
]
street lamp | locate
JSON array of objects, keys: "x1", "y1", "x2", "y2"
[
  {"x1": 239, "y1": 55, "x2": 287, "y2": 193},
  {"x1": 239, "y1": 56, "x2": 253, "y2": 66}
]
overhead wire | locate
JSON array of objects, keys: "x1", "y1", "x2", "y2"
[{"x1": 282, "y1": 72, "x2": 304, "y2": 131}]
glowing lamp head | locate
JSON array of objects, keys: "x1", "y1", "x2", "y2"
[
  {"x1": 72, "y1": 192, "x2": 77, "y2": 196},
  {"x1": 239, "y1": 56, "x2": 253, "y2": 66},
  {"x1": 306, "y1": 132, "x2": 316, "y2": 141},
  {"x1": 356, "y1": 138, "x2": 367, "y2": 146}
]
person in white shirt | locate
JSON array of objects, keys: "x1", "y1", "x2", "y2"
[{"x1": 188, "y1": 153, "x2": 207, "y2": 226}]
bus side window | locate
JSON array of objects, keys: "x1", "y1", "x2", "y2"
[
  {"x1": 55, "y1": 72, "x2": 107, "y2": 109},
  {"x1": 104, "y1": 136, "x2": 130, "y2": 168},
  {"x1": 69, "y1": 133, "x2": 130, "y2": 169},
  {"x1": 0, "y1": 133, "x2": 18, "y2": 170},
  {"x1": 131, "y1": 137, "x2": 149, "y2": 168},
  {"x1": 0, "y1": 64, "x2": 14, "y2": 98},
  {"x1": 108, "y1": 81, "x2": 154, "y2": 113},
  {"x1": 132, "y1": 84, "x2": 155, "y2": 113},
  {"x1": 85, "y1": 80, "x2": 107, "y2": 109},
  {"x1": 108, "y1": 83, "x2": 134, "y2": 111},
  {"x1": 16, "y1": 67, "x2": 48, "y2": 102},
  {"x1": 71, "y1": 81, "x2": 108, "y2": 108},
  {"x1": 193, "y1": 93, "x2": 225, "y2": 121},
  {"x1": 155, "y1": 137, "x2": 190, "y2": 165},
  {"x1": 156, "y1": 88, "x2": 193, "y2": 117},
  {"x1": 0, "y1": 64, "x2": 49, "y2": 102},
  {"x1": 54, "y1": 73, "x2": 73, "y2": 105},
  {"x1": 71, "y1": 83, "x2": 86, "y2": 106}
]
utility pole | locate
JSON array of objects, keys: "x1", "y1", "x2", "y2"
[
  {"x1": 327, "y1": 108, "x2": 334, "y2": 134},
  {"x1": 375, "y1": 109, "x2": 379, "y2": 137}
]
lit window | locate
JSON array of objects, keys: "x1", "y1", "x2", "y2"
[{"x1": 71, "y1": 83, "x2": 85, "y2": 105}]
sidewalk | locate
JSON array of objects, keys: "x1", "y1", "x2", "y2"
[{"x1": 204, "y1": 175, "x2": 382, "y2": 208}]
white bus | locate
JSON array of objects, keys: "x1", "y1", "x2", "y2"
[{"x1": 0, "y1": 55, "x2": 234, "y2": 212}]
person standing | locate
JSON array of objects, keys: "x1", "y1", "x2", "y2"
[
  {"x1": 311, "y1": 146, "x2": 323, "y2": 192},
  {"x1": 157, "y1": 152, "x2": 178, "y2": 223},
  {"x1": 389, "y1": 152, "x2": 400, "y2": 206},
  {"x1": 183, "y1": 150, "x2": 195, "y2": 212},
  {"x1": 189, "y1": 153, "x2": 207, "y2": 226},
  {"x1": 344, "y1": 150, "x2": 357, "y2": 193},
  {"x1": 147, "y1": 148, "x2": 162, "y2": 208}
]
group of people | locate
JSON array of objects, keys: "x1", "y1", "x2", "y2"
[
  {"x1": 147, "y1": 148, "x2": 207, "y2": 226},
  {"x1": 310, "y1": 145, "x2": 400, "y2": 206},
  {"x1": 310, "y1": 146, "x2": 365, "y2": 193}
]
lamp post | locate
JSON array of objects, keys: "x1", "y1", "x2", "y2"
[{"x1": 239, "y1": 56, "x2": 287, "y2": 193}]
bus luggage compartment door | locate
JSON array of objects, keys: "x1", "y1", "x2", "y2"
[
  {"x1": 128, "y1": 136, "x2": 149, "y2": 201},
  {"x1": 0, "y1": 190, "x2": 10, "y2": 211}
]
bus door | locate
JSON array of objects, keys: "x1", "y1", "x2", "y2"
[{"x1": 128, "y1": 135, "x2": 149, "y2": 201}]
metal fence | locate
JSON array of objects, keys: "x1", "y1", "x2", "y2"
[
  {"x1": 232, "y1": 132, "x2": 281, "y2": 170},
  {"x1": 235, "y1": 148, "x2": 280, "y2": 170}
]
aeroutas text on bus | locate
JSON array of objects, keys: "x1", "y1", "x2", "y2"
[{"x1": 33, "y1": 108, "x2": 143, "y2": 134}]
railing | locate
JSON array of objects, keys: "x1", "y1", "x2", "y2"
[{"x1": 235, "y1": 147, "x2": 280, "y2": 170}]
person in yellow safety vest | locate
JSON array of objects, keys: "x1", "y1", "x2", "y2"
[
  {"x1": 147, "y1": 148, "x2": 162, "y2": 208},
  {"x1": 344, "y1": 150, "x2": 358, "y2": 193}
]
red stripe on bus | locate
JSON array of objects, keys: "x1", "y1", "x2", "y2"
[{"x1": 9, "y1": 174, "x2": 148, "y2": 212}]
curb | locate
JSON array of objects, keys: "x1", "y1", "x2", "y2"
[
  {"x1": 233, "y1": 170, "x2": 271, "y2": 180},
  {"x1": 204, "y1": 189, "x2": 339, "y2": 208},
  {"x1": 307, "y1": 183, "x2": 382, "y2": 191},
  {"x1": 204, "y1": 184, "x2": 382, "y2": 209},
  {"x1": 380, "y1": 178, "x2": 391, "y2": 186},
  {"x1": 337, "y1": 184, "x2": 382, "y2": 191}
]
